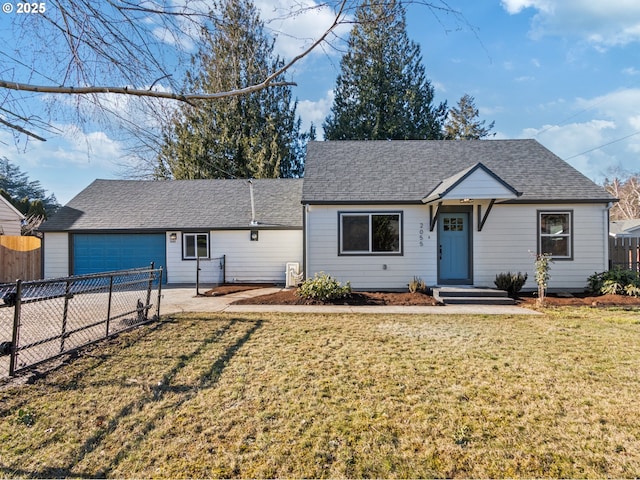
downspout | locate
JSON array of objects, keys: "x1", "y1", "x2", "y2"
[
  {"x1": 605, "y1": 202, "x2": 613, "y2": 270},
  {"x1": 303, "y1": 204, "x2": 308, "y2": 280}
]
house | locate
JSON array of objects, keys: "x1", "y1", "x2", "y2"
[
  {"x1": 39, "y1": 178, "x2": 303, "y2": 284},
  {"x1": 301, "y1": 140, "x2": 616, "y2": 291},
  {"x1": 0, "y1": 195, "x2": 24, "y2": 236},
  {"x1": 610, "y1": 219, "x2": 640, "y2": 238}
]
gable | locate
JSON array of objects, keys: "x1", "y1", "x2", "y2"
[
  {"x1": 423, "y1": 163, "x2": 520, "y2": 203},
  {"x1": 0, "y1": 195, "x2": 24, "y2": 220}
]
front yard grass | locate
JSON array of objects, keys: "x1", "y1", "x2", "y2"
[{"x1": 1, "y1": 308, "x2": 640, "y2": 478}]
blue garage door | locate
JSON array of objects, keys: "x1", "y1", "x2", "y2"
[{"x1": 73, "y1": 233, "x2": 166, "y2": 282}]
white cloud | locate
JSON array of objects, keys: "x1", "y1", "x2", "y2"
[
  {"x1": 255, "y1": 0, "x2": 352, "y2": 60},
  {"x1": 297, "y1": 90, "x2": 334, "y2": 138},
  {"x1": 521, "y1": 89, "x2": 640, "y2": 180},
  {"x1": 501, "y1": 0, "x2": 554, "y2": 15},
  {"x1": 501, "y1": 0, "x2": 640, "y2": 47},
  {"x1": 0, "y1": 124, "x2": 129, "y2": 203}
]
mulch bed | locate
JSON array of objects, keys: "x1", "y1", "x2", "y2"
[
  {"x1": 517, "y1": 292, "x2": 640, "y2": 307},
  {"x1": 205, "y1": 283, "x2": 640, "y2": 308},
  {"x1": 233, "y1": 289, "x2": 439, "y2": 306}
]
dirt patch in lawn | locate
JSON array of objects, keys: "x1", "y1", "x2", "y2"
[
  {"x1": 231, "y1": 288, "x2": 440, "y2": 306},
  {"x1": 517, "y1": 292, "x2": 640, "y2": 307}
]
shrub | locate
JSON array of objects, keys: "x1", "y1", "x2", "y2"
[
  {"x1": 494, "y1": 272, "x2": 528, "y2": 298},
  {"x1": 588, "y1": 268, "x2": 640, "y2": 296},
  {"x1": 408, "y1": 276, "x2": 426, "y2": 293},
  {"x1": 298, "y1": 272, "x2": 351, "y2": 302},
  {"x1": 534, "y1": 253, "x2": 553, "y2": 306}
]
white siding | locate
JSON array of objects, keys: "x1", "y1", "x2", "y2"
[
  {"x1": 43, "y1": 232, "x2": 69, "y2": 278},
  {"x1": 305, "y1": 204, "x2": 436, "y2": 290},
  {"x1": 474, "y1": 203, "x2": 610, "y2": 291},
  {"x1": 166, "y1": 229, "x2": 303, "y2": 284},
  {"x1": 306, "y1": 202, "x2": 610, "y2": 291},
  {"x1": 447, "y1": 168, "x2": 517, "y2": 199},
  {"x1": 0, "y1": 198, "x2": 23, "y2": 236}
]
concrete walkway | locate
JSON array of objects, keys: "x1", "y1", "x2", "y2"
[{"x1": 158, "y1": 286, "x2": 542, "y2": 316}]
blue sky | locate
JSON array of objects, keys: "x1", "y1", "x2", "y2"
[{"x1": 1, "y1": 0, "x2": 639, "y2": 204}]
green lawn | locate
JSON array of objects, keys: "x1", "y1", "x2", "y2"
[{"x1": 1, "y1": 308, "x2": 640, "y2": 478}]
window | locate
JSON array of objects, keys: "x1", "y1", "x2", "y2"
[
  {"x1": 183, "y1": 233, "x2": 209, "y2": 259},
  {"x1": 443, "y1": 217, "x2": 464, "y2": 231},
  {"x1": 340, "y1": 212, "x2": 402, "y2": 255},
  {"x1": 538, "y1": 211, "x2": 572, "y2": 259}
]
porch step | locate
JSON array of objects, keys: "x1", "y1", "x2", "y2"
[{"x1": 433, "y1": 286, "x2": 515, "y2": 305}]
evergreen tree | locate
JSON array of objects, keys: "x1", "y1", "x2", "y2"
[
  {"x1": 157, "y1": 0, "x2": 306, "y2": 179},
  {"x1": 444, "y1": 94, "x2": 495, "y2": 140},
  {"x1": 323, "y1": 0, "x2": 446, "y2": 141},
  {"x1": 0, "y1": 157, "x2": 59, "y2": 217}
]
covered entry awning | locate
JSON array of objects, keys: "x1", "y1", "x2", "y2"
[{"x1": 423, "y1": 162, "x2": 521, "y2": 231}]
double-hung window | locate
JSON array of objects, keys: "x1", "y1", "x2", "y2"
[
  {"x1": 183, "y1": 233, "x2": 209, "y2": 259},
  {"x1": 538, "y1": 211, "x2": 572, "y2": 259},
  {"x1": 340, "y1": 212, "x2": 402, "y2": 255}
]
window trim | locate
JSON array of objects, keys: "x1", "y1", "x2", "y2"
[
  {"x1": 182, "y1": 232, "x2": 210, "y2": 260},
  {"x1": 537, "y1": 210, "x2": 573, "y2": 260},
  {"x1": 338, "y1": 211, "x2": 403, "y2": 256}
]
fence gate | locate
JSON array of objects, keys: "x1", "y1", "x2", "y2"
[
  {"x1": 196, "y1": 255, "x2": 226, "y2": 295},
  {"x1": 609, "y1": 237, "x2": 640, "y2": 272}
]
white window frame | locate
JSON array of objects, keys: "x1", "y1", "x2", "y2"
[
  {"x1": 182, "y1": 232, "x2": 210, "y2": 260},
  {"x1": 339, "y1": 212, "x2": 403, "y2": 255},
  {"x1": 538, "y1": 210, "x2": 573, "y2": 260}
]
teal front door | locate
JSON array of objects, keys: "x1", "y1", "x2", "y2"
[{"x1": 438, "y1": 211, "x2": 472, "y2": 284}]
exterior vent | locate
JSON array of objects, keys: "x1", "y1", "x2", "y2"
[{"x1": 285, "y1": 262, "x2": 303, "y2": 288}]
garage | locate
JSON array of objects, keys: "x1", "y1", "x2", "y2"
[{"x1": 72, "y1": 233, "x2": 166, "y2": 281}]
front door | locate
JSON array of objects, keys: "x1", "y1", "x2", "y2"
[{"x1": 438, "y1": 211, "x2": 472, "y2": 284}]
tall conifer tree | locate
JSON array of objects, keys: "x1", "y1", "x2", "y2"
[
  {"x1": 444, "y1": 94, "x2": 495, "y2": 140},
  {"x1": 323, "y1": 0, "x2": 446, "y2": 140},
  {"x1": 157, "y1": 0, "x2": 305, "y2": 179}
]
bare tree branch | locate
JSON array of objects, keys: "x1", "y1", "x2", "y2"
[
  {"x1": 0, "y1": 0, "x2": 463, "y2": 144},
  {"x1": 0, "y1": 118, "x2": 47, "y2": 142},
  {"x1": 0, "y1": 79, "x2": 297, "y2": 102}
]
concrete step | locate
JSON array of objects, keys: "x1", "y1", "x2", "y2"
[{"x1": 433, "y1": 286, "x2": 515, "y2": 305}]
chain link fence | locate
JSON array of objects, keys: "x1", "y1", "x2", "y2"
[{"x1": 0, "y1": 265, "x2": 163, "y2": 378}]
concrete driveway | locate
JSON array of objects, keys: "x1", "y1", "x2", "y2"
[{"x1": 158, "y1": 286, "x2": 541, "y2": 315}]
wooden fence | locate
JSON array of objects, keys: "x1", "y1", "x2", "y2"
[
  {"x1": 609, "y1": 237, "x2": 640, "y2": 272},
  {"x1": 0, "y1": 236, "x2": 41, "y2": 283}
]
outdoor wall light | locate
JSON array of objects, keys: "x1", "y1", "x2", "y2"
[
  {"x1": 169, "y1": 232, "x2": 178, "y2": 242},
  {"x1": 250, "y1": 230, "x2": 259, "y2": 241}
]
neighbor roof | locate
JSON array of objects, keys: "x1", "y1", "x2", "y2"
[
  {"x1": 39, "y1": 178, "x2": 303, "y2": 232},
  {"x1": 610, "y1": 219, "x2": 640, "y2": 237},
  {"x1": 301, "y1": 140, "x2": 615, "y2": 204}
]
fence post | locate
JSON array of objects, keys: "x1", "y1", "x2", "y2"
[
  {"x1": 145, "y1": 262, "x2": 154, "y2": 320},
  {"x1": 60, "y1": 279, "x2": 71, "y2": 354},
  {"x1": 196, "y1": 256, "x2": 201, "y2": 296},
  {"x1": 105, "y1": 275, "x2": 114, "y2": 337},
  {"x1": 221, "y1": 254, "x2": 226, "y2": 284},
  {"x1": 9, "y1": 279, "x2": 22, "y2": 377},
  {"x1": 155, "y1": 267, "x2": 163, "y2": 320}
]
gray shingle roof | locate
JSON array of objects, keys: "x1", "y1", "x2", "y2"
[
  {"x1": 40, "y1": 178, "x2": 303, "y2": 232},
  {"x1": 610, "y1": 219, "x2": 640, "y2": 236},
  {"x1": 301, "y1": 140, "x2": 615, "y2": 204}
]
